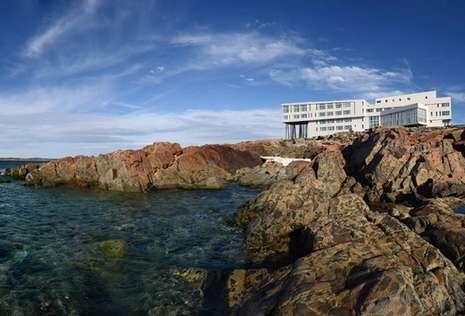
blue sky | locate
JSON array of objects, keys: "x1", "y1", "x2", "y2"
[{"x1": 1, "y1": 0, "x2": 464, "y2": 157}]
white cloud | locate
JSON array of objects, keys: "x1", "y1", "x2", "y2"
[
  {"x1": 270, "y1": 64, "x2": 412, "y2": 97},
  {"x1": 172, "y1": 32, "x2": 306, "y2": 66},
  {"x1": 0, "y1": 107, "x2": 282, "y2": 158},
  {"x1": 25, "y1": 0, "x2": 102, "y2": 57},
  {"x1": 447, "y1": 91, "x2": 465, "y2": 103}
]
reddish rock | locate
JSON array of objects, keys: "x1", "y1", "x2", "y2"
[{"x1": 23, "y1": 142, "x2": 262, "y2": 192}]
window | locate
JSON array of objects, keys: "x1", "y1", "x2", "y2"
[
  {"x1": 343, "y1": 110, "x2": 350, "y2": 115},
  {"x1": 367, "y1": 108, "x2": 374, "y2": 113},
  {"x1": 319, "y1": 104, "x2": 326, "y2": 110},
  {"x1": 293, "y1": 105, "x2": 299, "y2": 112},
  {"x1": 293, "y1": 114, "x2": 299, "y2": 119},
  {"x1": 442, "y1": 111, "x2": 450, "y2": 116},
  {"x1": 431, "y1": 112, "x2": 433, "y2": 116},
  {"x1": 336, "y1": 125, "x2": 343, "y2": 130},
  {"x1": 300, "y1": 104, "x2": 308, "y2": 112},
  {"x1": 343, "y1": 102, "x2": 351, "y2": 108},
  {"x1": 283, "y1": 115, "x2": 289, "y2": 120},
  {"x1": 327, "y1": 111, "x2": 334, "y2": 116},
  {"x1": 335, "y1": 103, "x2": 342, "y2": 109},
  {"x1": 344, "y1": 125, "x2": 351, "y2": 130},
  {"x1": 319, "y1": 112, "x2": 326, "y2": 117},
  {"x1": 442, "y1": 103, "x2": 449, "y2": 107},
  {"x1": 320, "y1": 127, "x2": 327, "y2": 131},
  {"x1": 283, "y1": 105, "x2": 289, "y2": 113},
  {"x1": 301, "y1": 113, "x2": 308, "y2": 118},
  {"x1": 376, "y1": 100, "x2": 381, "y2": 104},
  {"x1": 328, "y1": 126, "x2": 335, "y2": 131},
  {"x1": 369, "y1": 116, "x2": 380, "y2": 128},
  {"x1": 407, "y1": 97, "x2": 411, "y2": 101},
  {"x1": 425, "y1": 96, "x2": 428, "y2": 99},
  {"x1": 327, "y1": 104, "x2": 334, "y2": 109},
  {"x1": 344, "y1": 118, "x2": 351, "y2": 123},
  {"x1": 376, "y1": 108, "x2": 381, "y2": 112},
  {"x1": 385, "y1": 100, "x2": 388, "y2": 103},
  {"x1": 335, "y1": 111, "x2": 342, "y2": 116},
  {"x1": 399, "y1": 98, "x2": 402, "y2": 101}
]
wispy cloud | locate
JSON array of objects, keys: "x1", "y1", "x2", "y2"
[
  {"x1": 270, "y1": 64, "x2": 413, "y2": 98},
  {"x1": 172, "y1": 31, "x2": 306, "y2": 66},
  {"x1": 0, "y1": 106, "x2": 282, "y2": 158},
  {"x1": 25, "y1": 0, "x2": 102, "y2": 57},
  {"x1": 447, "y1": 91, "x2": 465, "y2": 103}
]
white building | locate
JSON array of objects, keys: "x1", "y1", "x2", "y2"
[{"x1": 282, "y1": 90, "x2": 452, "y2": 138}]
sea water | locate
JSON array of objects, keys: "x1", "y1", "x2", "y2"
[{"x1": 0, "y1": 161, "x2": 259, "y2": 315}]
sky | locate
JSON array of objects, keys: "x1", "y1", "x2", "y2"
[{"x1": 1, "y1": 0, "x2": 465, "y2": 158}]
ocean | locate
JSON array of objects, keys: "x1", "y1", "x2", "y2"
[{"x1": 0, "y1": 161, "x2": 259, "y2": 315}]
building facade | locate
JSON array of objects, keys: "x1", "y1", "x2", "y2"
[{"x1": 282, "y1": 90, "x2": 452, "y2": 138}]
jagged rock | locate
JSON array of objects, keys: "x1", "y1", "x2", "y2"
[
  {"x1": 236, "y1": 149, "x2": 349, "y2": 264},
  {"x1": 152, "y1": 145, "x2": 260, "y2": 189},
  {"x1": 233, "y1": 194, "x2": 465, "y2": 315},
  {"x1": 5, "y1": 163, "x2": 42, "y2": 180},
  {"x1": 347, "y1": 127, "x2": 465, "y2": 202},
  {"x1": 401, "y1": 198, "x2": 465, "y2": 270},
  {"x1": 230, "y1": 138, "x2": 346, "y2": 159},
  {"x1": 234, "y1": 161, "x2": 288, "y2": 188}
]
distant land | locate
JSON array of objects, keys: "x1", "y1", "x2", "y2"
[{"x1": 0, "y1": 158, "x2": 52, "y2": 162}]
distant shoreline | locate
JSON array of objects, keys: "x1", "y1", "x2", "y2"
[{"x1": 0, "y1": 158, "x2": 52, "y2": 162}]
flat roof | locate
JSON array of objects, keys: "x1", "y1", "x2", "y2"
[
  {"x1": 282, "y1": 99, "x2": 366, "y2": 106},
  {"x1": 375, "y1": 90, "x2": 436, "y2": 101}
]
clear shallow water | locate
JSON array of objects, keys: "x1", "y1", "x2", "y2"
[{"x1": 0, "y1": 161, "x2": 259, "y2": 315}]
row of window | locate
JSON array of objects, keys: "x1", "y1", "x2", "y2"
[
  {"x1": 283, "y1": 102, "x2": 353, "y2": 113},
  {"x1": 431, "y1": 111, "x2": 450, "y2": 117},
  {"x1": 318, "y1": 118, "x2": 352, "y2": 124},
  {"x1": 319, "y1": 110, "x2": 351, "y2": 117},
  {"x1": 319, "y1": 125, "x2": 352, "y2": 132}
]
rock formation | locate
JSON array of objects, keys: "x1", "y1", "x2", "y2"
[
  {"x1": 7, "y1": 126, "x2": 465, "y2": 314},
  {"x1": 19, "y1": 143, "x2": 262, "y2": 192},
  {"x1": 231, "y1": 126, "x2": 465, "y2": 315}
]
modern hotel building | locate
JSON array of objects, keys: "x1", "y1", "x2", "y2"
[{"x1": 282, "y1": 90, "x2": 452, "y2": 138}]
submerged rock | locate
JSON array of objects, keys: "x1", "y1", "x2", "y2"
[{"x1": 99, "y1": 239, "x2": 127, "y2": 261}]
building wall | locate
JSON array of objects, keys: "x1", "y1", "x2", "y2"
[
  {"x1": 283, "y1": 99, "x2": 366, "y2": 137},
  {"x1": 282, "y1": 91, "x2": 452, "y2": 138}
]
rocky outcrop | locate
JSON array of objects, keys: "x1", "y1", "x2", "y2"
[
  {"x1": 233, "y1": 176, "x2": 465, "y2": 315},
  {"x1": 347, "y1": 127, "x2": 465, "y2": 203},
  {"x1": 232, "y1": 197, "x2": 465, "y2": 315},
  {"x1": 402, "y1": 198, "x2": 465, "y2": 270},
  {"x1": 21, "y1": 143, "x2": 261, "y2": 192},
  {"x1": 5, "y1": 163, "x2": 42, "y2": 180},
  {"x1": 230, "y1": 138, "x2": 346, "y2": 159}
]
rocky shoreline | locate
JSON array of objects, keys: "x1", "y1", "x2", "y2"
[{"x1": 6, "y1": 126, "x2": 465, "y2": 315}]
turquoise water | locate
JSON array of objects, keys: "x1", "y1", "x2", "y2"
[{"x1": 0, "y1": 161, "x2": 258, "y2": 315}]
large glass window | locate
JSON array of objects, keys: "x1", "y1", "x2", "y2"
[
  {"x1": 343, "y1": 110, "x2": 350, "y2": 115},
  {"x1": 319, "y1": 104, "x2": 326, "y2": 110},
  {"x1": 293, "y1": 105, "x2": 299, "y2": 112},
  {"x1": 300, "y1": 104, "x2": 308, "y2": 111},
  {"x1": 283, "y1": 105, "x2": 289, "y2": 113},
  {"x1": 369, "y1": 116, "x2": 380, "y2": 128},
  {"x1": 327, "y1": 111, "x2": 333, "y2": 116}
]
